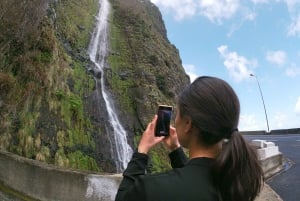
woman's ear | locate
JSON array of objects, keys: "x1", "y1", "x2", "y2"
[{"x1": 183, "y1": 116, "x2": 193, "y2": 134}]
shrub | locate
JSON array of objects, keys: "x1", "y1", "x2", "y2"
[{"x1": 0, "y1": 73, "x2": 15, "y2": 95}]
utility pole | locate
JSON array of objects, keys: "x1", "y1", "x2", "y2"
[{"x1": 250, "y1": 74, "x2": 270, "y2": 133}]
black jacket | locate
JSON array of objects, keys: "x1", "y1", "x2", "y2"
[{"x1": 115, "y1": 148, "x2": 218, "y2": 201}]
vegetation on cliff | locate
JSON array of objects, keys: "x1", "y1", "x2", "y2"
[
  {"x1": 0, "y1": 0, "x2": 100, "y2": 171},
  {"x1": 109, "y1": 0, "x2": 189, "y2": 171},
  {"x1": 0, "y1": 0, "x2": 189, "y2": 173}
]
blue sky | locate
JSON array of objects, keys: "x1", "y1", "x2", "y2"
[{"x1": 150, "y1": 0, "x2": 300, "y2": 131}]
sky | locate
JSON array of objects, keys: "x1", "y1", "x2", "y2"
[{"x1": 150, "y1": 0, "x2": 300, "y2": 131}]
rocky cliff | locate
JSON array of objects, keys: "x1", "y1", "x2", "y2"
[{"x1": 0, "y1": 0, "x2": 189, "y2": 173}]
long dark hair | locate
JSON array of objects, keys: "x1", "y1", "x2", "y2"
[{"x1": 177, "y1": 76, "x2": 263, "y2": 201}]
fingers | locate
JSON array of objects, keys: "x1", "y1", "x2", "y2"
[
  {"x1": 163, "y1": 126, "x2": 181, "y2": 151},
  {"x1": 144, "y1": 115, "x2": 157, "y2": 135},
  {"x1": 138, "y1": 115, "x2": 163, "y2": 154},
  {"x1": 150, "y1": 115, "x2": 158, "y2": 130}
]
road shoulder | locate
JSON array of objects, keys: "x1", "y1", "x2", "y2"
[{"x1": 255, "y1": 183, "x2": 283, "y2": 201}]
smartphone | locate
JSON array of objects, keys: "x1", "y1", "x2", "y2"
[{"x1": 155, "y1": 105, "x2": 173, "y2": 136}]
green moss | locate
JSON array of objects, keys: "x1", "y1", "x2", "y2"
[
  {"x1": 68, "y1": 151, "x2": 101, "y2": 172},
  {"x1": 0, "y1": 0, "x2": 103, "y2": 173},
  {"x1": 73, "y1": 61, "x2": 95, "y2": 96},
  {"x1": 67, "y1": 129, "x2": 92, "y2": 148},
  {"x1": 108, "y1": 2, "x2": 179, "y2": 172},
  {"x1": 108, "y1": 7, "x2": 136, "y2": 114},
  {"x1": 133, "y1": 135, "x2": 171, "y2": 173},
  {"x1": 31, "y1": 50, "x2": 52, "y2": 63},
  {"x1": 149, "y1": 145, "x2": 171, "y2": 173},
  {"x1": 55, "y1": 90, "x2": 65, "y2": 100},
  {"x1": 69, "y1": 94, "x2": 82, "y2": 113},
  {"x1": 55, "y1": 0, "x2": 99, "y2": 49}
]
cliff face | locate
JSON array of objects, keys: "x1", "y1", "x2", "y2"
[
  {"x1": 0, "y1": 0, "x2": 189, "y2": 173},
  {"x1": 109, "y1": 0, "x2": 189, "y2": 134},
  {"x1": 0, "y1": 0, "x2": 101, "y2": 172},
  {"x1": 108, "y1": 0, "x2": 190, "y2": 171}
]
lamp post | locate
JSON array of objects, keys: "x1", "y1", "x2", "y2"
[{"x1": 250, "y1": 74, "x2": 270, "y2": 133}]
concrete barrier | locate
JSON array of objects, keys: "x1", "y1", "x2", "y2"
[
  {"x1": 0, "y1": 150, "x2": 121, "y2": 201},
  {"x1": 251, "y1": 140, "x2": 284, "y2": 179},
  {"x1": 260, "y1": 154, "x2": 284, "y2": 179}
]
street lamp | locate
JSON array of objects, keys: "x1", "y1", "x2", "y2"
[{"x1": 250, "y1": 74, "x2": 270, "y2": 133}]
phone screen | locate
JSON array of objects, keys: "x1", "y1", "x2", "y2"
[{"x1": 155, "y1": 105, "x2": 173, "y2": 136}]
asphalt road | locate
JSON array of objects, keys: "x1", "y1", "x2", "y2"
[{"x1": 245, "y1": 134, "x2": 300, "y2": 201}]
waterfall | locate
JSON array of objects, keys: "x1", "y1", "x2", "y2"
[{"x1": 88, "y1": 0, "x2": 132, "y2": 172}]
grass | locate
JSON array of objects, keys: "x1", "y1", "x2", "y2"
[
  {"x1": 108, "y1": 9, "x2": 136, "y2": 114},
  {"x1": 55, "y1": 0, "x2": 99, "y2": 49},
  {"x1": 0, "y1": 0, "x2": 101, "y2": 172}
]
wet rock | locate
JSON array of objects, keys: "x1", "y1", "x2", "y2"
[
  {"x1": 119, "y1": 70, "x2": 129, "y2": 80},
  {"x1": 89, "y1": 68, "x2": 102, "y2": 79},
  {"x1": 95, "y1": 70, "x2": 102, "y2": 79},
  {"x1": 77, "y1": 25, "x2": 85, "y2": 32}
]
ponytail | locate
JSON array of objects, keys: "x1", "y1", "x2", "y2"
[{"x1": 212, "y1": 131, "x2": 263, "y2": 201}]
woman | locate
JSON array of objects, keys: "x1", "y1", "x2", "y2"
[{"x1": 115, "y1": 76, "x2": 263, "y2": 201}]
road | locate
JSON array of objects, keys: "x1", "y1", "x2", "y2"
[{"x1": 245, "y1": 134, "x2": 300, "y2": 201}]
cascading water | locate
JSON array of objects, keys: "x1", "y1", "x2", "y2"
[{"x1": 88, "y1": 0, "x2": 132, "y2": 172}]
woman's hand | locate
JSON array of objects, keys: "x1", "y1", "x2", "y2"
[
  {"x1": 138, "y1": 115, "x2": 164, "y2": 154},
  {"x1": 163, "y1": 126, "x2": 181, "y2": 151}
]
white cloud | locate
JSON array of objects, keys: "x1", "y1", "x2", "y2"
[
  {"x1": 266, "y1": 50, "x2": 287, "y2": 66},
  {"x1": 218, "y1": 45, "x2": 256, "y2": 82},
  {"x1": 248, "y1": 0, "x2": 300, "y2": 37},
  {"x1": 198, "y1": 0, "x2": 240, "y2": 23},
  {"x1": 239, "y1": 114, "x2": 264, "y2": 131},
  {"x1": 271, "y1": 111, "x2": 300, "y2": 129},
  {"x1": 287, "y1": 15, "x2": 300, "y2": 37},
  {"x1": 245, "y1": 12, "x2": 257, "y2": 21},
  {"x1": 285, "y1": 0, "x2": 300, "y2": 36},
  {"x1": 240, "y1": 111, "x2": 296, "y2": 131},
  {"x1": 285, "y1": 65, "x2": 300, "y2": 77},
  {"x1": 227, "y1": 11, "x2": 256, "y2": 37},
  {"x1": 295, "y1": 97, "x2": 300, "y2": 114},
  {"x1": 273, "y1": 112, "x2": 288, "y2": 129},
  {"x1": 251, "y1": 0, "x2": 281, "y2": 4},
  {"x1": 183, "y1": 64, "x2": 199, "y2": 83},
  {"x1": 150, "y1": 0, "x2": 197, "y2": 21},
  {"x1": 284, "y1": 0, "x2": 300, "y2": 14},
  {"x1": 151, "y1": 0, "x2": 300, "y2": 32},
  {"x1": 150, "y1": 0, "x2": 241, "y2": 22}
]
